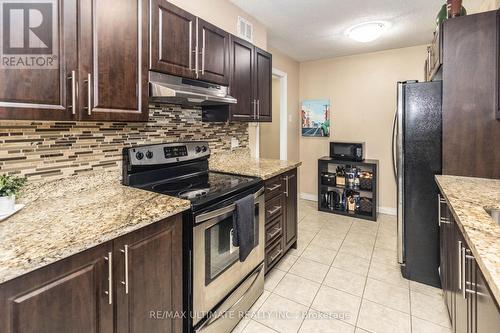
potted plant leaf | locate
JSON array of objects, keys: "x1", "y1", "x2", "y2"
[{"x1": 0, "y1": 174, "x2": 27, "y2": 215}]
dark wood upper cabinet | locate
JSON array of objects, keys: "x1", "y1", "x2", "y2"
[
  {"x1": 115, "y1": 215, "x2": 183, "y2": 333},
  {"x1": 442, "y1": 10, "x2": 500, "y2": 179},
  {"x1": 255, "y1": 47, "x2": 272, "y2": 122},
  {"x1": 79, "y1": 0, "x2": 148, "y2": 122},
  {"x1": 229, "y1": 36, "x2": 255, "y2": 121},
  {"x1": 497, "y1": 10, "x2": 500, "y2": 120},
  {"x1": 0, "y1": 241, "x2": 114, "y2": 333},
  {"x1": 229, "y1": 36, "x2": 273, "y2": 122},
  {"x1": 150, "y1": 0, "x2": 196, "y2": 79},
  {"x1": 197, "y1": 19, "x2": 230, "y2": 85},
  {"x1": 0, "y1": 0, "x2": 78, "y2": 121}
]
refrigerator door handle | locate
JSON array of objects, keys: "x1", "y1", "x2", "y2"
[{"x1": 391, "y1": 108, "x2": 398, "y2": 182}]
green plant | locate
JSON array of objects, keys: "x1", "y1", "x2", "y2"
[{"x1": 0, "y1": 174, "x2": 27, "y2": 197}]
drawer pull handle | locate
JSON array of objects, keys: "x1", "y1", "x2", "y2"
[
  {"x1": 120, "y1": 245, "x2": 129, "y2": 294},
  {"x1": 266, "y1": 184, "x2": 281, "y2": 191},
  {"x1": 267, "y1": 206, "x2": 281, "y2": 215},
  {"x1": 270, "y1": 249, "x2": 283, "y2": 262},
  {"x1": 104, "y1": 252, "x2": 113, "y2": 305},
  {"x1": 267, "y1": 227, "x2": 281, "y2": 239}
]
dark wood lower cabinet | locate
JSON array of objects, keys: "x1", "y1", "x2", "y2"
[
  {"x1": 283, "y1": 169, "x2": 298, "y2": 248},
  {"x1": 0, "y1": 214, "x2": 183, "y2": 333},
  {"x1": 439, "y1": 191, "x2": 500, "y2": 333},
  {"x1": 476, "y1": 265, "x2": 500, "y2": 332},
  {"x1": 264, "y1": 168, "x2": 298, "y2": 273},
  {"x1": 0, "y1": 242, "x2": 114, "y2": 333},
  {"x1": 115, "y1": 215, "x2": 183, "y2": 333}
]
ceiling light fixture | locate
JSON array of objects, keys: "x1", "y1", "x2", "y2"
[{"x1": 346, "y1": 21, "x2": 388, "y2": 43}]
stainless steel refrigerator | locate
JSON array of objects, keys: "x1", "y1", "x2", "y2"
[{"x1": 392, "y1": 81, "x2": 442, "y2": 287}]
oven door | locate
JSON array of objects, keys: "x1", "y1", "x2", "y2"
[{"x1": 192, "y1": 187, "x2": 265, "y2": 325}]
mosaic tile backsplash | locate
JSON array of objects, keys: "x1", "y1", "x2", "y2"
[{"x1": 0, "y1": 106, "x2": 248, "y2": 180}]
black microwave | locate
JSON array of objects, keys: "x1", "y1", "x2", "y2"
[{"x1": 330, "y1": 142, "x2": 365, "y2": 161}]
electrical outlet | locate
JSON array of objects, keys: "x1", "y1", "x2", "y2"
[{"x1": 231, "y1": 137, "x2": 239, "y2": 150}]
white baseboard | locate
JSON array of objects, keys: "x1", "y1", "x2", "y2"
[
  {"x1": 378, "y1": 206, "x2": 397, "y2": 216},
  {"x1": 299, "y1": 193, "x2": 318, "y2": 201},
  {"x1": 300, "y1": 192, "x2": 397, "y2": 216}
]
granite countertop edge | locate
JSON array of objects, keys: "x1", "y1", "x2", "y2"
[{"x1": 0, "y1": 172, "x2": 191, "y2": 285}]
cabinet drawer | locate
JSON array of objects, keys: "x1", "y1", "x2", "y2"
[
  {"x1": 265, "y1": 176, "x2": 284, "y2": 201},
  {"x1": 265, "y1": 215, "x2": 283, "y2": 246},
  {"x1": 265, "y1": 194, "x2": 284, "y2": 221},
  {"x1": 265, "y1": 237, "x2": 283, "y2": 271}
]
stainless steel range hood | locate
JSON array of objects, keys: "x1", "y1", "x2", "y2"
[{"x1": 149, "y1": 71, "x2": 236, "y2": 106}]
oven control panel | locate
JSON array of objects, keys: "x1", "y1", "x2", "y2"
[{"x1": 128, "y1": 142, "x2": 210, "y2": 165}]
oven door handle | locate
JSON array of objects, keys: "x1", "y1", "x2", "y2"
[{"x1": 195, "y1": 187, "x2": 264, "y2": 224}]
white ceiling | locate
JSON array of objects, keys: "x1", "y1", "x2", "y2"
[{"x1": 230, "y1": 0, "x2": 484, "y2": 61}]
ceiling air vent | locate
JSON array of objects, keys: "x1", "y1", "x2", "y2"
[{"x1": 237, "y1": 16, "x2": 253, "y2": 42}]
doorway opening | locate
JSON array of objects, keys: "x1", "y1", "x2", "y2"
[{"x1": 259, "y1": 68, "x2": 287, "y2": 160}]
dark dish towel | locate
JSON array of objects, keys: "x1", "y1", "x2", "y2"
[{"x1": 232, "y1": 194, "x2": 257, "y2": 261}]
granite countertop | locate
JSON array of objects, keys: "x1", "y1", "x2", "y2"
[
  {"x1": 435, "y1": 175, "x2": 500, "y2": 303},
  {"x1": 0, "y1": 170, "x2": 191, "y2": 285},
  {"x1": 209, "y1": 151, "x2": 301, "y2": 180}
]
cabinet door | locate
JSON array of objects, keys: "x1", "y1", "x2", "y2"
[
  {"x1": 197, "y1": 19, "x2": 230, "y2": 85},
  {"x1": 0, "y1": 0, "x2": 77, "y2": 120},
  {"x1": 79, "y1": 0, "x2": 148, "y2": 121},
  {"x1": 0, "y1": 242, "x2": 113, "y2": 333},
  {"x1": 497, "y1": 10, "x2": 500, "y2": 120},
  {"x1": 229, "y1": 36, "x2": 255, "y2": 122},
  {"x1": 283, "y1": 169, "x2": 297, "y2": 248},
  {"x1": 115, "y1": 215, "x2": 183, "y2": 333},
  {"x1": 455, "y1": 225, "x2": 468, "y2": 333},
  {"x1": 439, "y1": 196, "x2": 451, "y2": 313},
  {"x1": 255, "y1": 47, "x2": 272, "y2": 122},
  {"x1": 476, "y1": 265, "x2": 500, "y2": 333},
  {"x1": 150, "y1": 0, "x2": 196, "y2": 79}
]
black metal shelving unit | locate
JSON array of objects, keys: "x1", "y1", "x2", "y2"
[{"x1": 318, "y1": 157, "x2": 379, "y2": 221}]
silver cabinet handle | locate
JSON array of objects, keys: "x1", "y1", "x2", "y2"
[
  {"x1": 463, "y1": 249, "x2": 475, "y2": 298},
  {"x1": 83, "y1": 73, "x2": 92, "y2": 115},
  {"x1": 252, "y1": 99, "x2": 256, "y2": 119},
  {"x1": 267, "y1": 227, "x2": 281, "y2": 239},
  {"x1": 120, "y1": 245, "x2": 129, "y2": 294},
  {"x1": 458, "y1": 240, "x2": 462, "y2": 291},
  {"x1": 188, "y1": 21, "x2": 193, "y2": 71},
  {"x1": 266, "y1": 184, "x2": 281, "y2": 192},
  {"x1": 267, "y1": 206, "x2": 281, "y2": 215},
  {"x1": 462, "y1": 246, "x2": 466, "y2": 299},
  {"x1": 104, "y1": 252, "x2": 113, "y2": 304},
  {"x1": 438, "y1": 194, "x2": 442, "y2": 226},
  {"x1": 68, "y1": 71, "x2": 76, "y2": 114},
  {"x1": 201, "y1": 29, "x2": 205, "y2": 75},
  {"x1": 270, "y1": 249, "x2": 283, "y2": 262},
  {"x1": 283, "y1": 175, "x2": 289, "y2": 197},
  {"x1": 194, "y1": 45, "x2": 199, "y2": 78},
  {"x1": 438, "y1": 194, "x2": 451, "y2": 225},
  {"x1": 257, "y1": 99, "x2": 260, "y2": 119}
]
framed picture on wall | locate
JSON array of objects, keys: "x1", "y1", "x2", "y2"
[{"x1": 301, "y1": 99, "x2": 330, "y2": 137}]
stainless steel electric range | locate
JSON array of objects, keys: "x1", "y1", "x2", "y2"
[{"x1": 122, "y1": 142, "x2": 265, "y2": 333}]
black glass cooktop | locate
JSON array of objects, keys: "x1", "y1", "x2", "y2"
[{"x1": 145, "y1": 171, "x2": 261, "y2": 206}]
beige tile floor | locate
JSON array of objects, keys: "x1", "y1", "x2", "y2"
[{"x1": 232, "y1": 199, "x2": 452, "y2": 333}]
